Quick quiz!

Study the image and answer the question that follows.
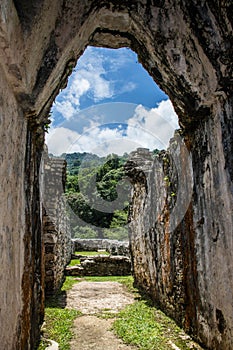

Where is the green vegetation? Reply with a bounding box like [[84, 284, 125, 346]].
[[68, 251, 109, 266], [61, 276, 79, 291], [38, 277, 81, 350], [68, 259, 81, 266], [65, 152, 130, 240], [39, 273, 200, 350], [113, 299, 197, 350], [75, 250, 109, 256], [38, 307, 80, 350]]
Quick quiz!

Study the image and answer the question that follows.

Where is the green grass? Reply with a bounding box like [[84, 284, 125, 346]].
[[38, 339, 49, 350], [61, 276, 80, 290], [68, 259, 81, 266], [68, 251, 109, 266], [38, 277, 81, 350], [113, 299, 199, 350], [75, 250, 109, 256], [38, 262, 200, 350], [39, 307, 80, 350]]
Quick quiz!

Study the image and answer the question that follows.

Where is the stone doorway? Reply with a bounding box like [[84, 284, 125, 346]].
[[0, 2, 232, 349]]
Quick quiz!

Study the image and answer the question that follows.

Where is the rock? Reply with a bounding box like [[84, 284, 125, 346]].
[[72, 238, 130, 256], [66, 256, 131, 277]]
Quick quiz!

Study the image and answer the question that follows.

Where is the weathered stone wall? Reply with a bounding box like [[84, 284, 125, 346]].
[[126, 144, 195, 323], [0, 31, 44, 350], [0, 1, 232, 349], [127, 127, 233, 349], [0, 60, 27, 350], [42, 152, 72, 294], [73, 238, 129, 256], [66, 255, 131, 277]]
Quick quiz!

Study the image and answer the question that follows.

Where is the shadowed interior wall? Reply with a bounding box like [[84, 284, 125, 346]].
[[0, 1, 232, 349]]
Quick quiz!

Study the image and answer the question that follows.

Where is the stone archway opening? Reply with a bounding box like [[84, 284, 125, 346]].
[[44, 44, 179, 236], [45, 45, 179, 156], [42, 44, 181, 293]]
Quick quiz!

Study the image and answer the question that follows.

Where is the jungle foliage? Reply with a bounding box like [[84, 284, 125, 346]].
[[65, 152, 130, 240]]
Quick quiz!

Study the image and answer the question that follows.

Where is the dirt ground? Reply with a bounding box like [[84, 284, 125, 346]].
[[66, 281, 137, 350]]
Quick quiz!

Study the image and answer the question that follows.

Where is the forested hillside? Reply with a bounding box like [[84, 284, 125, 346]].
[[65, 152, 130, 240]]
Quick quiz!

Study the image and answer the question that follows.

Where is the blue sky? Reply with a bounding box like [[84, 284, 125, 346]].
[[46, 47, 179, 156]]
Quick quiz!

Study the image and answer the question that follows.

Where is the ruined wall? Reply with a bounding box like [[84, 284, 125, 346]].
[[66, 255, 131, 277], [0, 1, 232, 349], [0, 23, 44, 350], [126, 144, 196, 325], [73, 238, 129, 256], [127, 126, 233, 349], [42, 152, 72, 295]]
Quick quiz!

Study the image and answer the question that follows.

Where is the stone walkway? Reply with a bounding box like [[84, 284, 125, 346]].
[[65, 280, 203, 350], [66, 281, 137, 350]]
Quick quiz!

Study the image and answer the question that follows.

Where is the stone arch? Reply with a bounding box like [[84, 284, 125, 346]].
[[16, 1, 221, 129], [0, 1, 232, 349]]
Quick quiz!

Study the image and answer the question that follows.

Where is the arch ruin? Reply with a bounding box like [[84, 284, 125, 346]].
[[0, 1, 232, 348]]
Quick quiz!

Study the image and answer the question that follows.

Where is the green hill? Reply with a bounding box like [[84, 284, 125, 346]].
[[64, 152, 130, 240]]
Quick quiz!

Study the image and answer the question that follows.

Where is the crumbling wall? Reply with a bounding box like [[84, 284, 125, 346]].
[[66, 255, 131, 277], [126, 142, 195, 323], [127, 123, 233, 349], [0, 49, 44, 350], [72, 238, 129, 256], [42, 152, 72, 294]]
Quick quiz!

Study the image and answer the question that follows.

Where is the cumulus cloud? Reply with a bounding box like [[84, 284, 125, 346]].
[[127, 100, 179, 150], [52, 47, 137, 121], [54, 101, 76, 120], [46, 100, 179, 157], [46, 127, 80, 155], [46, 123, 137, 156]]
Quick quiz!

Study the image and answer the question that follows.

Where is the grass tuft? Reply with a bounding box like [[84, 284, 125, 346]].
[[75, 250, 109, 256], [61, 276, 80, 291], [68, 259, 81, 266], [40, 307, 81, 350], [38, 276, 81, 350], [113, 299, 200, 350]]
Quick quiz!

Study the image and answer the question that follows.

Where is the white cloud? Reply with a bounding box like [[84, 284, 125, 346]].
[[118, 82, 137, 95], [52, 47, 136, 121], [69, 126, 125, 155], [156, 99, 179, 128], [54, 100, 76, 120], [47, 100, 179, 156], [127, 100, 179, 150], [46, 124, 134, 156], [46, 127, 80, 155]]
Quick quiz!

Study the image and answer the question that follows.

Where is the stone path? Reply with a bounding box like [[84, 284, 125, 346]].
[[65, 280, 203, 350], [66, 281, 137, 350]]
